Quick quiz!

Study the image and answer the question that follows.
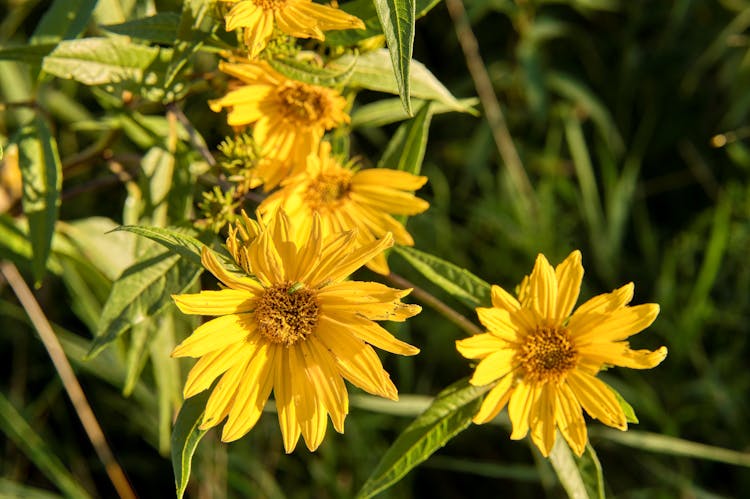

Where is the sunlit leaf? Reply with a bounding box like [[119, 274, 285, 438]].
[[102, 13, 182, 45], [373, 0, 415, 114], [171, 392, 210, 499], [378, 101, 432, 174]]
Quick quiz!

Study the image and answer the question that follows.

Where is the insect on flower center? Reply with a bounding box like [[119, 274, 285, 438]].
[[304, 171, 353, 209], [518, 326, 578, 383], [252, 0, 287, 11], [276, 81, 330, 126], [255, 282, 319, 346]]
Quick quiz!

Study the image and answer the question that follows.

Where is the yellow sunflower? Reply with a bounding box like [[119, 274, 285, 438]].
[[259, 141, 429, 275], [209, 61, 350, 189], [171, 211, 420, 452], [456, 250, 667, 457], [223, 0, 365, 57]]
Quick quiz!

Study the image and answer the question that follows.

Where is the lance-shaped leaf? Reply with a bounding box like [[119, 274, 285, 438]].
[[373, 0, 416, 114], [268, 54, 358, 87], [30, 0, 98, 45], [88, 244, 202, 358], [356, 379, 491, 499], [329, 49, 469, 112], [548, 439, 605, 499], [102, 13, 182, 45], [393, 245, 491, 309], [377, 101, 432, 174], [115, 225, 204, 265], [171, 392, 210, 499], [16, 116, 62, 285]]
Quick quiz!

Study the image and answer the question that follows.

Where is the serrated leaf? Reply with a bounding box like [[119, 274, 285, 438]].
[[102, 13, 182, 44], [16, 116, 62, 285], [326, 0, 440, 48], [393, 245, 491, 309], [115, 225, 204, 265], [88, 244, 203, 358], [373, 0, 416, 114], [356, 379, 491, 499], [329, 49, 468, 112], [30, 0, 98, 45], [377, 101, 432, 174], [171, 392, 210, 499], [268, 54, 357, 87], [42, 37, 172, 97], [352, 97, 478, 128]]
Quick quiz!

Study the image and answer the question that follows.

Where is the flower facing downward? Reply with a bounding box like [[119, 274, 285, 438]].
[[456, 251, 667, 457], [171, 211, 420, 452], [209, 61, 350, 189], [259, 141, 430, 275], [223, 0, 365, 57]]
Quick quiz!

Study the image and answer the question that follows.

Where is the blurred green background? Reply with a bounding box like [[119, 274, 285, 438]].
[[2, 0, 750, 497]]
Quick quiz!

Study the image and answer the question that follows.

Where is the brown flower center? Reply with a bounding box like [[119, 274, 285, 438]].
[[518, 326, 578, 383], [276, 81, 331, 127], [252, 0, 287, 11], [304, 170, 353, 210], [255, 282, 319, 346]]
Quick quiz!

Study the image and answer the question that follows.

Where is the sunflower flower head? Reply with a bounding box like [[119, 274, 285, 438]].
[[222, 0, 365, 57], [259, 141, 430, 274], [456, 250, 667, 457], [171, 211, 421, 452], [209, 61, 350, 189]]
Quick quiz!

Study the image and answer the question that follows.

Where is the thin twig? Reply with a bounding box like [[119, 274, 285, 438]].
[[166, 102, 217, 167], [386, 272, 483, 336], [0, 262, 137, 499], [445, 0, 535, 208]]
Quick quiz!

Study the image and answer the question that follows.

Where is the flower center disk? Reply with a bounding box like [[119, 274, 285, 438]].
[[276, 82, 329, 126], [255, 282, 320, 346], [305, 171, 353, 210], [518, 326, 578, 383]]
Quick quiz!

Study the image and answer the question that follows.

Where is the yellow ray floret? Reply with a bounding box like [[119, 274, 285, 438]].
[[172, 210, 420, 452], [222, 0, 365, 57], [456, 250, 667, 457], [259, 141, 430, 274], [209, 61, 350, 190]]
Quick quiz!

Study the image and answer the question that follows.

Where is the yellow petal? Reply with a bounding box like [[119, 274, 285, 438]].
[[573, 304, 660, 343], [316, 324, 398, 400], [528, 254, 557, 323], [225, 1, 263, 31], [221, 342, 276, 442], [476, 307, 521, 343], [554, 250, 583, 321], [567, 371, 626, 430], [290, 1, 365, 31], [201, 247, 263, 293], [491, 284, 520, 312], [171, 313, 255, 358], [319, 313, 419, 356], [529, 385, 557, 457], [304, 338, 349, 433], [244, 10, 275, 57], [352, 169, 428, 191], [470, 348, 516, 386], [508, 381, 539, 440], [200, 359, 247, 430], [183, 341, 252, 398], [288, 346, 328, 452], [472, 374, 514, 424], [172, 289, 254, 316], [274, 347, 301, 453], [578, 342, 667, 370], [572, 282, 634, 319], [275, 8, 321, 39], [456, 333, 508, 360], [555, 382, 587, 457]]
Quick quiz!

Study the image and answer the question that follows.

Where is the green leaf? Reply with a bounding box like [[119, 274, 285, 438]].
[[0, 477, 65, 499], [377, 101, 432, 174], [30, 0, 98, 45], [392, 245, 491, 309], [356, 379, 491, 499], [268, 54, 358, 87], [352, 97, 479, 128], [41, 37, 173, 99], [88, 244, 203, 358], [0, 44, 58, 65], [329, 49, 469, 112], [16, 116, 62, 285], [171, 392, 210, 499], [0, 393, 91, 499], [548, 438, 605, 499], [373, 0, 416, 114], [115, 225, 204, 265], [610, 387, 638, 424], [102, 13, 182, 44]]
